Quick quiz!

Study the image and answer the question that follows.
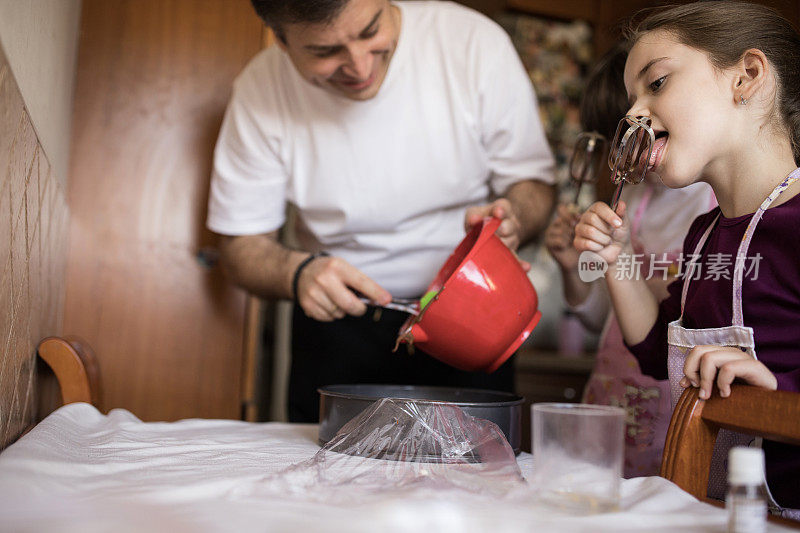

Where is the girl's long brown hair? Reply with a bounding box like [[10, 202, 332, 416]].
[[626, 1, 800, 164]]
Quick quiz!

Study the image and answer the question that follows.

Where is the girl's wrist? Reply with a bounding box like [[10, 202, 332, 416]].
[[606, 244, 636, 278]]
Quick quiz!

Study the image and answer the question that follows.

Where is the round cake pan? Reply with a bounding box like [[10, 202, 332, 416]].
[[318, 384, 524, 454]]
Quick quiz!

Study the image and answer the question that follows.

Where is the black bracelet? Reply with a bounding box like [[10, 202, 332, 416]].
[[292, 251, 329, 301]]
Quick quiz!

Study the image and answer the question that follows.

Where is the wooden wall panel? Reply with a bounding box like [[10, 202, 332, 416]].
[[0, 47, 69, 449], [64, 0, 265, 421]]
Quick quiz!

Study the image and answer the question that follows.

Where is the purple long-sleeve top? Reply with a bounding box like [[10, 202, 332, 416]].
[[627, 190, 800, 508]]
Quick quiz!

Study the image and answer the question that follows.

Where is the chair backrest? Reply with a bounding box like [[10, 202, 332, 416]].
[[660, 384, 800, 499], [37, 336, 101, 407]]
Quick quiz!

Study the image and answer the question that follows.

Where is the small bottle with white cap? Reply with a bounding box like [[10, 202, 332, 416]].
[[726, 446, 768, 533]]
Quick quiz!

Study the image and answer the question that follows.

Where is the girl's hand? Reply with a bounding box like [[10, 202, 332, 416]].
[[544, 204, 582, 271], [680, 345, 778, 399], [573, 201, 631, 266]]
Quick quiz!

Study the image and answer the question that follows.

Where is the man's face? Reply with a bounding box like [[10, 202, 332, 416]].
[[277, 0, 401, 101]]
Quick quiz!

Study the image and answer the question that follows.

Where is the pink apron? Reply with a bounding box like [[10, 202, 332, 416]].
[[583, 183, 672, 478], [667, 169, 800, 508]]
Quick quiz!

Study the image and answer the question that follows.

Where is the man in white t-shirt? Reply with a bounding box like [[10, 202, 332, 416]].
[[207, 0, 555, 421]]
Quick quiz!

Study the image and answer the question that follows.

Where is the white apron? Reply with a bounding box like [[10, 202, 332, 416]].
[[666, 168, 800, 509]]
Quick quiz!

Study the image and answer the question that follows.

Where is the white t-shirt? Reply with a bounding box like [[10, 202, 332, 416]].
[[207, 1, 554, 297]]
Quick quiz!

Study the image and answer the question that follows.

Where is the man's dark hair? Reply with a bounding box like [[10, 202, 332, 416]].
[[250, 0, 349, 42]]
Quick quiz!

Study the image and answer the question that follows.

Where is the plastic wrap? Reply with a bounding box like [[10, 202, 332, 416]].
[[258, 399, 525, 502]]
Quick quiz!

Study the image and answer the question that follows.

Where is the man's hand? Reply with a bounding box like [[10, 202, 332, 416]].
[[679, 345, 778, 399], [465, 198, 531, 271], [296, 255, 391, 322], [465, 198, 523, 249], [219, 233, 391, 322]]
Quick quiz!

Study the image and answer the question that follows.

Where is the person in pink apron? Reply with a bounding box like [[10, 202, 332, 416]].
[[573, 1, 800, 515], [547, 43, 716, 477]]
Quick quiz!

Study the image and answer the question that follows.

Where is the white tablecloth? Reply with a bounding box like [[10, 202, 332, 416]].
[[0, 403, 792, 532]]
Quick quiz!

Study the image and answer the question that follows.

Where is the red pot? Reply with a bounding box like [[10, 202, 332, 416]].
[[399, 217, 541, 372]]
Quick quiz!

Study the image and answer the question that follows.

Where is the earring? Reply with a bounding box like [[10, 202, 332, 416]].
[[740, 95, 748, 106]]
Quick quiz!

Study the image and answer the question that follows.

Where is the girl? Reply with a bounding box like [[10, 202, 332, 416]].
[[545, 42, 715, 477], [574, 1, 800, 512]]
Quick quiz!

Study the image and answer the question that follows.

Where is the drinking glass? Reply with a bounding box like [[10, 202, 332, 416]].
[[531, 403, 625, 514]]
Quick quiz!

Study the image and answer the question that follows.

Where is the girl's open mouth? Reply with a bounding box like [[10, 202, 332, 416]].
[[649, 132, 669, 170]]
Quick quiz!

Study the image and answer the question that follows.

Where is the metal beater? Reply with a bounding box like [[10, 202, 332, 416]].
[[608, 115, 655, 210], [568, 131, 608, 206]]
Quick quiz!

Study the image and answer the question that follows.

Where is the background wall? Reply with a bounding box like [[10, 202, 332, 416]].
[[4, 0, 800, 444], [0, 0, 80, 448], [62, 0, 265, 422], [0, 0, 82, 186]]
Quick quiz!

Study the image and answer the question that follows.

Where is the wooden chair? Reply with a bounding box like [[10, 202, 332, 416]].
[[660, 384, 800, 507], [36, 336, 101, 407]]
